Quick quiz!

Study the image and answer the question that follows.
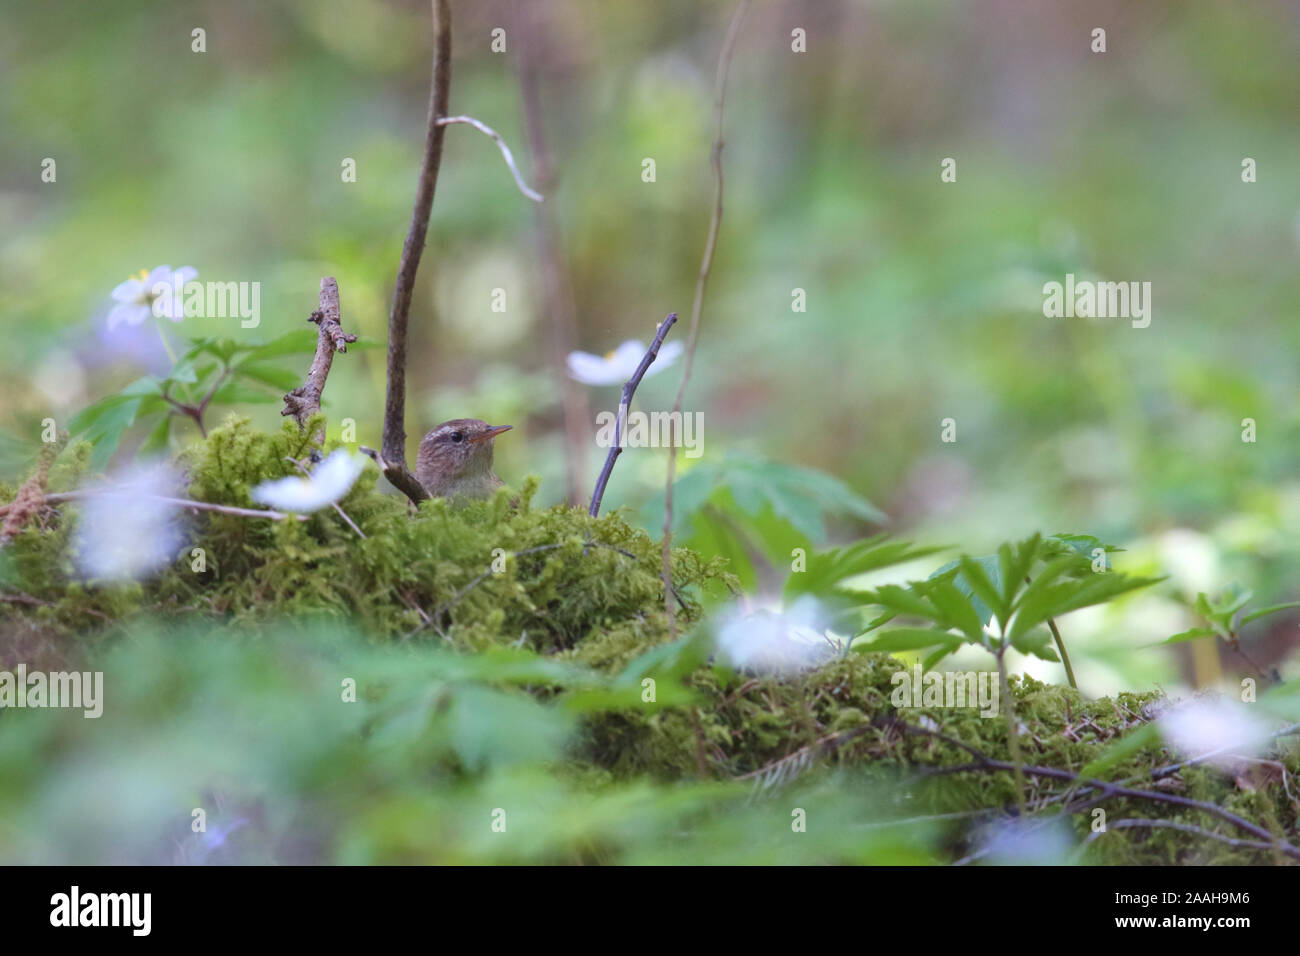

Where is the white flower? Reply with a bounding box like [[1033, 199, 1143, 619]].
[[250, 450, 366, 513], [75, 462, 185, 581], [108, 265, 198, 329], [1158, 697, 1272, 769], [713, 596, 837, 676], [566, 339, 684, 386]]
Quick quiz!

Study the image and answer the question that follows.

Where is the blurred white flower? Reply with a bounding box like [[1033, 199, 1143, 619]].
[[713, 596, 836, 676], [978, 818, 1073, 865], [75, 463, 185, 581], [108, 265, 198, 329], [1158, 696, 1272, 769], [566, 339, 683, 386], [250, 450, 366, 513]]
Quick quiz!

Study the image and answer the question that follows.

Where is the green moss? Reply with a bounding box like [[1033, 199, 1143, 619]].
[[1, 420, 1295, 864]]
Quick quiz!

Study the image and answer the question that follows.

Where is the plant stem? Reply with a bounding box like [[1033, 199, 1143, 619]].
[[156, 320, 177, 366]]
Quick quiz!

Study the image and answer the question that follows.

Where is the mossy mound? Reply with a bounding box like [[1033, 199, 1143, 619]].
[[2, 420, 1297, 864], [0, 416, 733, 650]]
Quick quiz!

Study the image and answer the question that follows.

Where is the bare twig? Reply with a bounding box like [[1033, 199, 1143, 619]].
[[1078, 818, 1292, 860], [0, 489, 305, 522], [587, 313, 678, 517], [282, 277, 356, 444], [435, 116, 543, 202], [890, 718, 1300, 860], [378, 0, 451, 507], [663, 0, 750, 640]]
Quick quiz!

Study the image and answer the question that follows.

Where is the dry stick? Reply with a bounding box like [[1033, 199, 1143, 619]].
[[662, 0, 750, 640], [587, 313, 678, 517], [282, 277, 356, 445], [378, 0, 451, 507], [1079, 818, 1290, 859], [893, 719, 1300, 860], [0, 490, 304, 522], [514, 10, 592, 507], [434, 117, 543, 202]]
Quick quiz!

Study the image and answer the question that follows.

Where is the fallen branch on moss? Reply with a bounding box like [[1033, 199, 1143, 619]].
[[892, 718, 1300, 862], [0, 490, 306, 523]]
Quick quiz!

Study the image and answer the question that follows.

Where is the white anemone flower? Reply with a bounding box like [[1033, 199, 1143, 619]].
[[566, 339, 684, 386], [108, 265, 198, 329], [250, 450, 367, 513], [75, 462, 185, 581], [1157, 696, 1273, 769], [713, 596, 837, 676]]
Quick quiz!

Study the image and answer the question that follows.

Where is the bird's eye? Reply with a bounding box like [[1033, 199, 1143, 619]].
[[451, 431, 464, 443]]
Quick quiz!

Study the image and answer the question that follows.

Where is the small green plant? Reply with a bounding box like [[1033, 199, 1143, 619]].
[[1161, 583, 1300, 679], [67, 330, 370, 467], [847, 533, 1161, 683]]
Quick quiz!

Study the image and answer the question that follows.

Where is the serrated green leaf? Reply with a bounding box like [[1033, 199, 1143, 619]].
[[236, 362, 303, 391], [1157, 627, 1217, 645], [856, 628, 959, 653], [1240, 601, 1300, 626]]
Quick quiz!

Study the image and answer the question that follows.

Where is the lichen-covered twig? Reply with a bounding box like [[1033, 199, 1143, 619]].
[[662, 0, 750, 639], [587, 313, 678, 517], [435, 116, 543, 202], [282, 277, 356, 444]]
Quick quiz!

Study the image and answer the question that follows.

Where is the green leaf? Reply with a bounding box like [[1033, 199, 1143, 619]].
[[1157, 627, 1217, 645], [958, 555, 1008, 628], [1009, 628, 1059, 661], [1010, 570, 1162, 644], [243, 329, 320, 361], [138, 414, 172, 456], [856, 628, 960, 653], [1240, 601, 1300, 626], [867, 583, 940, 621], [210, 381, 278, 405], [922, 576, 986, 643], [1077, 722, 1161, 780], [785, 536, 944, 600], [236, 362, 302, 391]]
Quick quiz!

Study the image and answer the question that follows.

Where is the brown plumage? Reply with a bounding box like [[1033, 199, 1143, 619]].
[[415, 418, 512, 500]]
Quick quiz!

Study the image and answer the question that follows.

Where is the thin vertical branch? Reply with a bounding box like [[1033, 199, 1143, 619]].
[[513, 7, 593, 506], [379, 0, 451, 505], [662, 0, 750, 637]]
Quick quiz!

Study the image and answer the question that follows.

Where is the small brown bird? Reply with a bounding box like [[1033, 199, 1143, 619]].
[[415, 418, 513, 500]]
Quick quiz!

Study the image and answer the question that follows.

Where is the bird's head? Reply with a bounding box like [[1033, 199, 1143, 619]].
[[416, 418, 512, 492]]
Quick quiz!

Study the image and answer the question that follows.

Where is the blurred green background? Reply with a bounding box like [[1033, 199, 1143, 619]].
[[3, 0, 1300, 696]]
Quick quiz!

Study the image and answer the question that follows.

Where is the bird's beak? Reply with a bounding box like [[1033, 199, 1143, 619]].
[[467, 424, 513, 444]]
